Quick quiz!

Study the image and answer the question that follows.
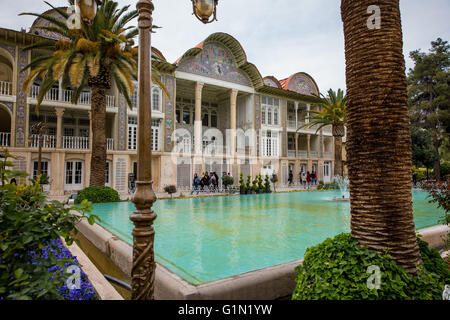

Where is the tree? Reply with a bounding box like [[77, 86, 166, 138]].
[[410, 126, 436, 170], [408, 38, 450, 181], [20, 0, 167, 187], [341, 0, 422, 274], [299, 88, 346, 177]]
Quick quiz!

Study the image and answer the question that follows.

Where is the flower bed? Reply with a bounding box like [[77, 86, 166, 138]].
[[0, 238, 97, 300]]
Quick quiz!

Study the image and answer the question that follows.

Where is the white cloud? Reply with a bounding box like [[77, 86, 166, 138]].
[[1, 0, 448, 94]]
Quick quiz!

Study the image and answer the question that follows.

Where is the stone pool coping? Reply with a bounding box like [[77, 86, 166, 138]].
[[75, 217, 450, 300]]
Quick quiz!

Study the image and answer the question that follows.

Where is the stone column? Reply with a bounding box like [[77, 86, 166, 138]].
[[306, 104, 311, 124], [194, 82, 204, 156], [295, 133, 299, 158], [307, 134, 311, 158], [55, 107, 65, 149], [229, 89, 238, 159], [295, 101, 299, 127]]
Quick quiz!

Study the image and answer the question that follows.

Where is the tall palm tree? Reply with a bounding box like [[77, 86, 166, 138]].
[[298, 88, 346, 177], [21, 0, 166, 187], [341, 0, 422, 274]]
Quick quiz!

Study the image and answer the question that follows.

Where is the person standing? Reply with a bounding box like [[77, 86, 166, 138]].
[[299, 170, 303, 186], [288, 170, 293, 186], [301, 171, 306, 188], [306, 171, 311, 189], [191, 173, 200, 195]]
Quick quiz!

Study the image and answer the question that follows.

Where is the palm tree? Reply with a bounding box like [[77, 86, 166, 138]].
[[341, 0, 422, 274], [298, 88, 346, 177], [20, 0, 166, 187]]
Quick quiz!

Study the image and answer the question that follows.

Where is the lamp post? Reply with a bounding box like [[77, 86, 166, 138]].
[[77, 0, 218, 300]]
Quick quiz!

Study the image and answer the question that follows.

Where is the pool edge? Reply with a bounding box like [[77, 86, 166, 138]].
[[74, 215, 450, 300]]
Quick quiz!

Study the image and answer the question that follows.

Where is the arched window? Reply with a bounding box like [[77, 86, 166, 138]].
[[152, 86, 161, 111], [202, 112, 209, 127]]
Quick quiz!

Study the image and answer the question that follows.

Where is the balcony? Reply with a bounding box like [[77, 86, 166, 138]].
[[28, 134, 56, 149], [324, 151, 333, 159], [310, 151, 319, 158], [0, 132, 10, 147], [0, 81, 12, 96], [299, 150, 308, 158], [62, 136, 89, 150], [30, 85, 115, 108], [288, 150, 296, 158]]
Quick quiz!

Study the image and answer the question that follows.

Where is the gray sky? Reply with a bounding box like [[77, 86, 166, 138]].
[[1, 0, 449, 93]]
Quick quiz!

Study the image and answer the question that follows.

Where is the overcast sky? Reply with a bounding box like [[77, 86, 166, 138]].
[[1, 0, 449, 93]]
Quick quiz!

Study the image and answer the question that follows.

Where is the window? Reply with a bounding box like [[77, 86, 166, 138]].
[[202, 112, 209, 127], [32, 161, 49, 179], [151, 120, 160, 151], [211, 111, 217, 127], [183, 110, 190, 125], [152, 86, 161, 111], [64, 127, 74, 137], [262, 96, 281, 126], [128, 116, 138, 150], [176, 109, 181, 123], [65, 161, 83, 186], [105, 161, 112, 186], [262, 130, 279, 157]]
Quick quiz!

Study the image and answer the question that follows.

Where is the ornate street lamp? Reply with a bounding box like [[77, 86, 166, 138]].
[[191, 0, 218, 24], [76, 0, 102, 23]]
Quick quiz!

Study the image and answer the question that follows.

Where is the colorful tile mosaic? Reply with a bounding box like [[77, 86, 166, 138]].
[[0, 101, 13, 113], [164, 75, 175, 152], [177, 43, 251, 87], [0, 43, 16, 60], [263, 78, 278, 88], [118, 95, 127, 151], [30, 10, 68, 41], [282, 100, 287, 157], [254, 94, 261, 155], [286, 74, 318, 96], [15, 49, 28, 147]]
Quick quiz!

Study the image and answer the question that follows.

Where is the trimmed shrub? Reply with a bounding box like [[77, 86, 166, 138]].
[[75, 186, 120, 204], [223, 175, 234, 187], [292, 233, 449, 300], [164, 185, 177, 198]]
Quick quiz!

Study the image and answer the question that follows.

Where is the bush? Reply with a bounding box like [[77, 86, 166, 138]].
[[75, 186, 120, 204], [164, 185, 177, 198], [292, 233, 449, 300], [264, 175, 271, 193], [239, 173, 246, 193], [441, 161, 450, 180], [223, 175, 234, 187], [0, 149, 97, 300]]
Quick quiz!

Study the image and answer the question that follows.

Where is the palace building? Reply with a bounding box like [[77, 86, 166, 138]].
[[0, 9, 338, 199]]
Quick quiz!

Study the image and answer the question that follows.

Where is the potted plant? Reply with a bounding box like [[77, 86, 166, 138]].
[[252, 177, 259, 194], [264, 175, 271, 193], [246, 175, 252, 194], [223, 175, 234, 193], [257, 174, 264, 193], [239, 173, 246, 195]]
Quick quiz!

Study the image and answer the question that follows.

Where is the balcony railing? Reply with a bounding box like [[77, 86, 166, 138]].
[[299, 150, 308, 158], [310, 151, 319, 158], [0, 132, 10, 147], [287, 150, 296, 158], [0, 81, 12, 96], [62, 136, 89, 150], [324, 151, 333, 159], [107, 138, 114, 150], [28, 134, 56, 149], [31, 85, 114, 107], [287, 120, 307, 130]]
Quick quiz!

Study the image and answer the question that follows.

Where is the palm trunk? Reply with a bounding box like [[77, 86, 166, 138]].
[[89, 85, 107, 187], [334, 135, 343, 177], [341, 0, 421, 274]]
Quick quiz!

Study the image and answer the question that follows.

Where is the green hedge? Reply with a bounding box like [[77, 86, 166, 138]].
[[292, 233, 449, 300], [75, 186, 120, 204]]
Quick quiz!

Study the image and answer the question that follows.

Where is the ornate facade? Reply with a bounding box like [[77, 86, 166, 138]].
[[0, 16, 336, 199]]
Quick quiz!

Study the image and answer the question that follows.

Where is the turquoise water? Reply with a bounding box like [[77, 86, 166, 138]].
[[90, 190, 444, 285]]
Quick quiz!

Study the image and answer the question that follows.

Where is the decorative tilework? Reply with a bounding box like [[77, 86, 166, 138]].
[[177, 43, 251, 87], [0, 101, 13, 113], [282, 100, 287, 158], [30, 10, 68, 41], [264, 78, 278, 88], [118, 95, 127, 151], [164, 76, 175, 152], [15, 50, 28, 147], [286, 74, 318, 96], [0, 43, 16, 60]]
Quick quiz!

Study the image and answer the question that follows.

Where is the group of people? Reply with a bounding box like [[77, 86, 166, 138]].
[[287, 170, 318, 189], [191, 172, 232, 195]]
